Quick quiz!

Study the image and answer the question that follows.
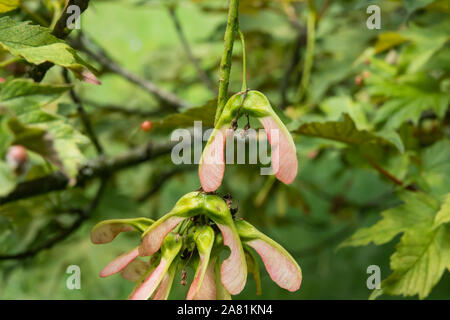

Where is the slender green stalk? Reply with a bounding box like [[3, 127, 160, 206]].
[[238, 29, 247, 92], [214, 0, 240, 125], [297, 0, 316, 104]]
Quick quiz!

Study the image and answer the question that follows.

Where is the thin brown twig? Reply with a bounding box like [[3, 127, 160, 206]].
[[317, 0, 333, 23], [71, 33, 189, 111], [85, 100, 171, 118], [280, 30, 306, 108], [0, 141, 174, 206], [0, 178, 109, 260], [168, 6, 216, 94], [279, 0, 302, 31], [362, 154, 417, 191], [62, 69, 104, 155], [363, 154, 404, 187]]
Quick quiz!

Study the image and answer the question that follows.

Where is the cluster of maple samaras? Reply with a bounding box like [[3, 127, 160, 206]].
[[199, 90, 298, 192], [91, 192, 302, 300]]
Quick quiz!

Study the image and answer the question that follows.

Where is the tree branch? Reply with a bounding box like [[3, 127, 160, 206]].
[[214, 0, 240, 125], [52, 0, 90, 39], [85, 100, 171, 118], [317, 0, 333, 23], [362, 154, 418, 191], [297, 0, 316, 104], [0, 178, 109, 261], [71, 33, 190, 111], [362, 154, 404, 187], [63, 69, 104, 155], [280, 0, 303, 32], [0, 141, 174, 206], [280, 29, 306, 108], [168, 6, 216, 94]]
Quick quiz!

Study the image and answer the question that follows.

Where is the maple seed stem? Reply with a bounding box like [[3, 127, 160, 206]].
[[238, 29, 248, 92], [215, 0, 240, 125]]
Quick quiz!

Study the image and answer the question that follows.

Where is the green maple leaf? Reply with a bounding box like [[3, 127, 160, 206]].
[[434, 194, 450, 227], [342, 191, 450, 299], [340, 192, 439, 247], [371, 74, 450, 130], [418, 139, 450, 197], [370, 21, 450, 130], [0, 17, 97, 81], [294, 113, 404, 153], [0, 0, 19, 13], [381, 225, 450, 299], [0, 79, 89, 179]]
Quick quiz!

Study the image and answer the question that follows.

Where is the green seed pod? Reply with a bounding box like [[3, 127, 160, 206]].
[[199, 90, 298, 192], [140, 192, 206, 256], [129, 232, 182, 300], [186, 225, 215, 300], [202, 195, 247, 296]]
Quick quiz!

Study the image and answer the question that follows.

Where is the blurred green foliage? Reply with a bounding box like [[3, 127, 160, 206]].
[[0, 0, 449, 299]]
